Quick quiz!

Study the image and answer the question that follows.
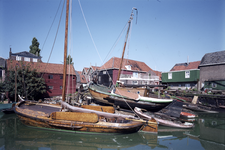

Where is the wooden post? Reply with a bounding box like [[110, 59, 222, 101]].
[[116, 20, 132, 84], [15, 67, 17, 102], [62, 0, 69, 102]]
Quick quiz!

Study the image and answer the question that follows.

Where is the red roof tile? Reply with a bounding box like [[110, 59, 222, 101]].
[[100, 57, 153, 72], [77, 71, 87, 83], [6, 60, 76, 75], [91, 66, 100, 71], [170, 61, 201, 71]]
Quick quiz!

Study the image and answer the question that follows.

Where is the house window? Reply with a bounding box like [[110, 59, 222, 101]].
[[49, 75, 53, 79], [60, 75, 63, 79], [48, 86, 53, 89], [16, 56, 21, 61], [185, 71, 190, 78], [125, 65, 131, 70], [133, 72, 138, 78], [133, 80, 138, 85], [24, 57, 30, 62], [185, 84, 190, 89], [60, 86, 63, 89], [168, 72, 172, 79], [33, 58, 37, 62], [211, 83, 217, 88]]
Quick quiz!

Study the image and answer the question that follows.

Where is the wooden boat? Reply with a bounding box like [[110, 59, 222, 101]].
[[134, 107, 194, 129], [88, 8, 173, 111], [89, 82, 172, 111], [14, 99, 157, 134], [14, 4, 158, 134], [180, 111, 196, 118], [1, 107, 15, 114]]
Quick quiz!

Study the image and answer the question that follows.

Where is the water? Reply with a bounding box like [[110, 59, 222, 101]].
[[0, 112, 224, 150]]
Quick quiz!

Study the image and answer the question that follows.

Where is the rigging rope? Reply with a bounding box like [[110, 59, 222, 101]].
[[77, 3, 141, 118], [27, 0, 66, 97]]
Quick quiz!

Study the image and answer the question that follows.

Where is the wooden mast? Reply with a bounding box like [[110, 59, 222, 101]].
[[62, 0, 70, 102], [116, 8, 136, 84], [116, 21, 131, 83]]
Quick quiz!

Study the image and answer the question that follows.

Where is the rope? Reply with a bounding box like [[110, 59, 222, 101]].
[[41, 0, 63, 52], [77, 3, 141, 118], [27, 0, 66, 97]]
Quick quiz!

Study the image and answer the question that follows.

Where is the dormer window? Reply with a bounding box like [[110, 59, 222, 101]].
[[16, 56, 21, 61], [24, 57, 30, 62], [125, 65, 131, 70]]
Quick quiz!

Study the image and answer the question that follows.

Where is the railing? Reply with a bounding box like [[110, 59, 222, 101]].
[[120, 74, 159, 80]]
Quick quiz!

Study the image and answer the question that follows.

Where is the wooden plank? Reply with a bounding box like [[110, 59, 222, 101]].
[[115, 89, 139, 100], [81, 105, 115, 113], [192, 96, 198, 104], [140, 118, 158, 133], [50, 112, 99, 123]]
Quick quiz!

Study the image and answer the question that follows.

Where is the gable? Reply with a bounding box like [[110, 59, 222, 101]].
[[170, 61, 201, 71], [100, 57, 153, 72]]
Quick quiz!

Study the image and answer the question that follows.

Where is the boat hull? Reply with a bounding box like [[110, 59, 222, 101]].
[[134, 107, 194, 129], [14, 101, 154, 134], [89, 84, 169, 112]]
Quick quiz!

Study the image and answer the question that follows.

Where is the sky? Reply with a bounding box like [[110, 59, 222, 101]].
[[1, 0, 224, 72]]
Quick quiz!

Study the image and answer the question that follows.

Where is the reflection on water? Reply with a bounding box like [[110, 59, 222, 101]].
[[185, 113, 225, 150], [0, 111, 224, 150]]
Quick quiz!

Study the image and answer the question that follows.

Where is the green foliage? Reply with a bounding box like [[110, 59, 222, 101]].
[[4, 62, 46, 100], [66, 54, 73, 65], [29, 37, 41, 56], [192, 88, 197, 91], [0, 82, 4, 93], [166, 86, 171, 90]]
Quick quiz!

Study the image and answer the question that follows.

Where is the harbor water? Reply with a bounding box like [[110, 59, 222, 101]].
[[0, 112, 224, 150]]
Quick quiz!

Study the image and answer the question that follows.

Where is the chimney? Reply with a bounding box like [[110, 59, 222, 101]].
[[9, 47, 12, 59]]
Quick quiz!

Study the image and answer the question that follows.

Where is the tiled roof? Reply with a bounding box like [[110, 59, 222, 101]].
[[11, 51, 42, 59], [100, 57, 153, 72], [199, 50, 225, 67], [77, 71, 87, 83], [83, 67, 89, 74], [6, 59, 76, 75], [170, 61, 201, 71], [91, 66, 100, 71]]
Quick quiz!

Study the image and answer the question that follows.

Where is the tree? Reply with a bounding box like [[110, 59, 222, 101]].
[[66, 54, 74, 65], [4, 62, 46, 101], [29, 37, 41, 56]]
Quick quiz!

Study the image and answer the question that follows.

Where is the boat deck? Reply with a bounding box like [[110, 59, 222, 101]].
[[19, 103, 61, 115]]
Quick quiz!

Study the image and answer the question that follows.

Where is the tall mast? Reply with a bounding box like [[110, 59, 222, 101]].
[[62, 0, 70, 102], [116, 8, 137, 83]]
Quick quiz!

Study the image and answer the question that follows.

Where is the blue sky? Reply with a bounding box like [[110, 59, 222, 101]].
[[1, 0, 224, 72]]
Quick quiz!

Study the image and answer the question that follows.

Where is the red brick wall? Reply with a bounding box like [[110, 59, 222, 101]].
[[43, 73, 76, 97]]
